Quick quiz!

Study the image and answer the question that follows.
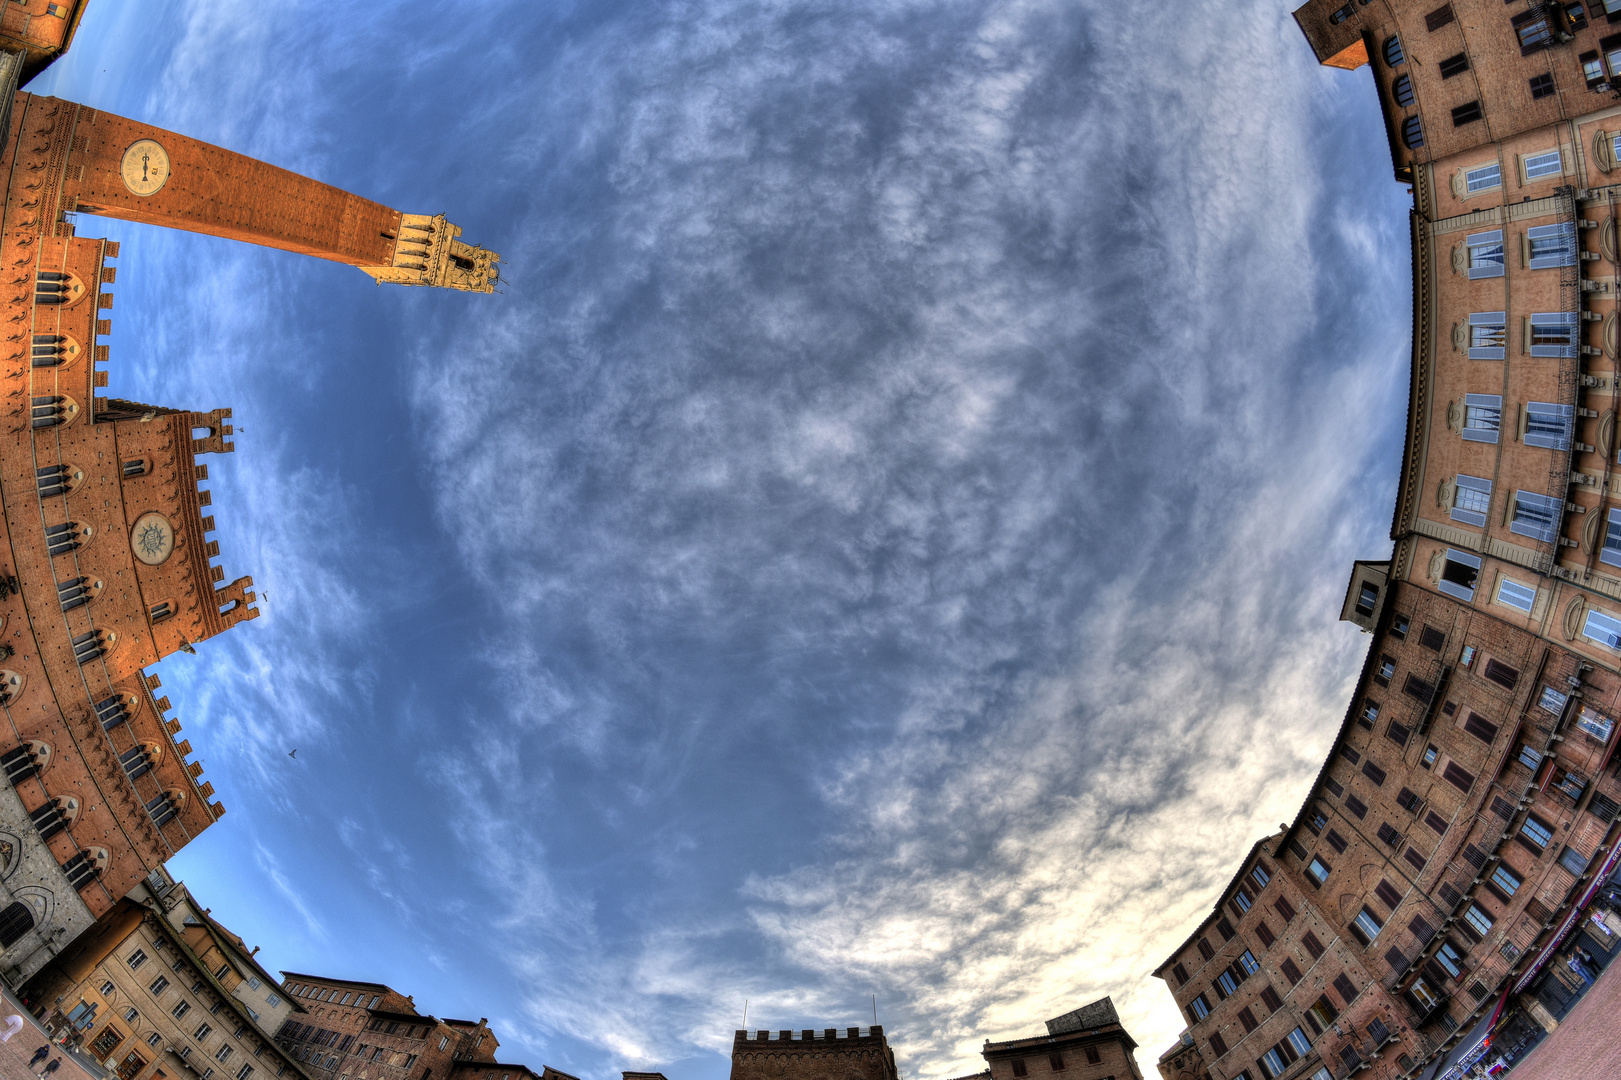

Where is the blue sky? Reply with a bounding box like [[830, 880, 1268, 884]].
[[34, 1, 1411, 1076]]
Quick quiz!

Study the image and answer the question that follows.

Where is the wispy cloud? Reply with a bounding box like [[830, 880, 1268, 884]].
[[43, 0, 1414, 1077]]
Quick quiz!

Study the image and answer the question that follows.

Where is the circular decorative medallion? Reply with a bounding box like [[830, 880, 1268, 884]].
[[131, 513, 175, 566], [119, 139, 171, 196]]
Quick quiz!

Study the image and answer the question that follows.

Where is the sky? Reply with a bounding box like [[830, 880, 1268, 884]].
[[32, 1, 1413, 1076]]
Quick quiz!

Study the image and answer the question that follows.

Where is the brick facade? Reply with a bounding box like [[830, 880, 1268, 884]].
[[273, 973, 537, 1080]]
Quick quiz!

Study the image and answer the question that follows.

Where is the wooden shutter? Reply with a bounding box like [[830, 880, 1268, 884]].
[[1387, 722, 1411, 747], [1375, 880, 1402, 908], [1482, 659, 1520, 690], [1280, 958, 1303, 985], [1303, 932, 1325, 959], [1404, 846, 1428, 872], [1274, 896, 1296, 922], [1377, 822, 1400, 846], [1333, 973, 1360, 1005], [1345, 794, 1368, 819], [1362, 760, 1387, 786], [1424, 810, 1449, 834], [1403, 674, 1437, 704], [1327, 829, 1349, 853], [1442, 761, 1476, 793]]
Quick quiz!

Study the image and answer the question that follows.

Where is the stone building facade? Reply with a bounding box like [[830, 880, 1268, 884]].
[[272, 973, 535, 1080], [1146, 4, 1621, 1080], [19, 868, 308, 1080], [0, 5, 498, 986]]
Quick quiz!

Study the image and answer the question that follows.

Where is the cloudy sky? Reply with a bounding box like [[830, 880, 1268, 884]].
[[34, 1, 1413, 1076]]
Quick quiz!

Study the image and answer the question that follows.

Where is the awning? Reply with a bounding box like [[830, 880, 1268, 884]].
[[1512, 836, 1621, 994], [1416, 993, 1506, 1080]]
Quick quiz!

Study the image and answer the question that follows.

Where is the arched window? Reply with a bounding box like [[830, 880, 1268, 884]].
[[36, 463, 85, 498], [1384, 35, 1405, 67], [31, 395, 79, 428], [30, 334, 81, 368], [1403, 116, 1425, 148], [1392, 75, 1414, 108], [34, 271, 86, 307], [0, 900, 34, 947], [45, 521, 91, 558]]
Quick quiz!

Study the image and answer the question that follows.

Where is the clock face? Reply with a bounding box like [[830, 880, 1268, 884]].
[[131, 512, 175, 566], [120, 139, 171, 196]]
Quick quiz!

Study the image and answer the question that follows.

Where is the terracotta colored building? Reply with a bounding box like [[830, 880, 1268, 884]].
[[978, 998, 1143, 1080], [272, 973, 537, 1080], [20, 868, 309, 1080], [1147, 4, 1621, 1080], [0, 6, 498, 984], [729, 1026, 899, 1080]]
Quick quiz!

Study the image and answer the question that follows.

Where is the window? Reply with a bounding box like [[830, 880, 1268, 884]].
[[1345, 794, 1368, 818], [1307, 808, 1327, 834], [195, 1023, 212, 1042], [1585, 50, 1608, 86], [1438, 547, 1482, 600], [1384, 36, 1405, 66], [44, 520, 85, 557], [1286, 1028, 1311, 1056], [1458, 394, 1501, 443], [1467, 312, 1506, 359], [1490, 864, 1522, 898], [1238, 950, 1260, 976], [1010, 1060, 1026, 1077], [1351, 906, 1384, 944], [1306, 857, 1331, 886], [1329, 2, 1355, 24], [149, 1034, 162, 1048], [1528, 311, 1578, 355], [1377, 822, 1400, 846], [1495, 576, 1536, 614], [1188, 995, 1210, 1022], [1047, 1054, 1064, 1072], [173, 1001, 191, 1019], [1216, 917, 1236, 941], [1216, 969, 1241, 998], [1255, 921, 1275, 948], [1251, 862, 1270, 889], [1199, 938, 1215, 960], [1520, 813, 1554, 849], [1280, 958, 1303, 985], [1585, 607, 1621, 650], [1442, 761, 1475, 793], [1518, 742, 1544, 771], [1601, 510, 1621, 571], [1558, 844, 1590, 874], [1525, 148, 1564, 179], [31, 395, 75, 428], [1425, 4, 1454, 31], [1209, 1033, 1228, 1057], [1083, 1047, 1100, 1066], [1577, 705, 1614, 741], [1392, 614, 1409, 639], [1462, 904, 1494, 939], [128, 950, 148, 970], [1232, 888, 1253, 915], [149, 975, 169, 995], [1274, 896, 1295, 922], [237, 1067, 254, 1080], [1259, 1048, 1290, 1079], [1515, 11, 1553, 53], [1451, 101, 1482, 126], [438, 1037, 449, 1052], [1392, 74, 1414, 107], [1529, 73, 1556, 99], [1400, 114, 1423, 149], [1510, 491, 1561, 543], [1435, 941, 1463, 978], [217, 1046, 234, 1063], [1439, 52, 1469, 78], [1362, 759, 1386, 786], [1461, 712, 1499, 745]]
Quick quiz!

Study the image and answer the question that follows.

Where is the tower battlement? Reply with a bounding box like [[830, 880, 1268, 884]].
[[730, 1025, 898, 1080]]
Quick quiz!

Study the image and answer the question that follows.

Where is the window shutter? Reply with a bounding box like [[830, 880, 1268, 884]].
[[1527, 223, 1577, 269], [1361, 760, 1387, 786], [1461, 393, 1503, 444], [1509, 490, 1561, 542], [1584, 608, 1621, 650], [1442, 761, 1476, 793], [1333, 973, 1360, 1005], [1467, 233, 1505, 279], [1528, 311, 1579, 355], [1523, 402, 1572, 450], [1449, 475, 1492, 526], [1463, 711, 1500, 743]]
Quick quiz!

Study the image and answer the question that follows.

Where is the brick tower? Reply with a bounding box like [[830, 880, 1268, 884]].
[[0, 26, 500, 983]]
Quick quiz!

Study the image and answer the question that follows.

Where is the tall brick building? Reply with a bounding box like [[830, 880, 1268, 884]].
[[0, 4, 499, 986], [1149, 4, 1621, 1080]]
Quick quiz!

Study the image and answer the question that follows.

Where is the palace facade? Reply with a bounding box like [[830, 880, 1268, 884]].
[[1153, 3, 1621, 1079]]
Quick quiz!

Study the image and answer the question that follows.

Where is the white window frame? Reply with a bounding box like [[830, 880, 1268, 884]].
[[1451, 476, 1492, 527], [1496, 575, 1536, 613], [1467, 234, 1505, 279], [1307, 857, 1331, 885], [1438, 548, 1482, 602], [1584, 607, 1621, 650], [1490, 864, 1521, 896], [1461, 394, 1501, 443], [1524, 149, 1564, 180], [1469, 311, 1506, 357], [1286, 1029, 1313, 1056], [1540, 685, 1568, 713], [1465, 162, 1501, 193], [1577, 705, 1615, 742]]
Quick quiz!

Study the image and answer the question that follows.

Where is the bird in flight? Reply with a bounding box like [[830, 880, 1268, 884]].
[[288, 749, 298, 758]]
